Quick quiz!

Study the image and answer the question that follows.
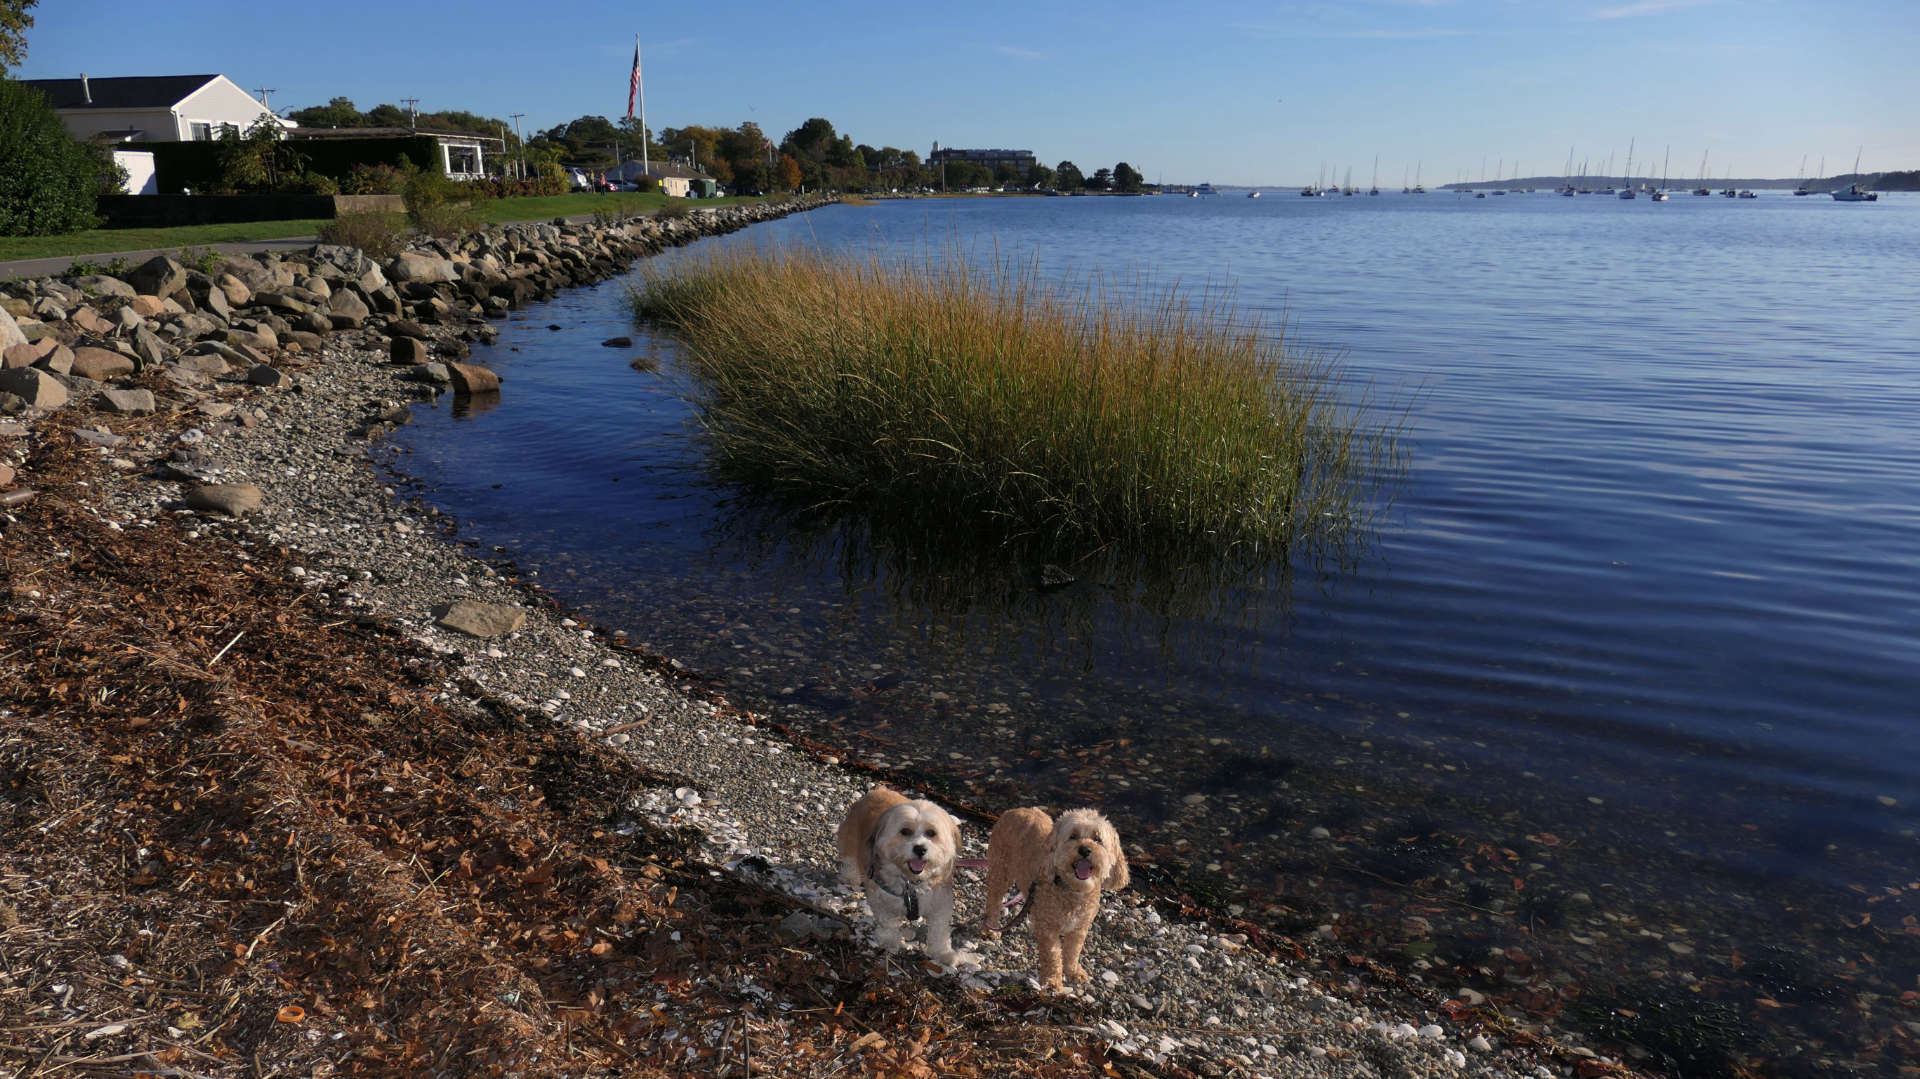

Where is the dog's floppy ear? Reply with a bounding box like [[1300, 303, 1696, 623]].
[[939, 807, 962, 855], [1102, 819, 1129, 891]]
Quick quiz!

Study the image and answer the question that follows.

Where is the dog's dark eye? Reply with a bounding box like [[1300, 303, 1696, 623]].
[[899, 827, 912, 836], [923, 828, 936, 838]]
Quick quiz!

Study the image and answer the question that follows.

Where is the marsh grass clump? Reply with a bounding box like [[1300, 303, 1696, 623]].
[[631, 246, 1397, 562]]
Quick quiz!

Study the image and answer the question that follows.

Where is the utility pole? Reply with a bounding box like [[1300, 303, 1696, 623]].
[[401, 97, 420, 129], [252, 86, 278, 114], [510, 113, 526, 180]]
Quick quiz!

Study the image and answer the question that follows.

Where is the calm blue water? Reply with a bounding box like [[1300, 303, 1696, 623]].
[[394, 192, 1920, 1068]]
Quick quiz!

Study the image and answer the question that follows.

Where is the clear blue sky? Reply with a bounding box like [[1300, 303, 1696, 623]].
[[19, 0, 1917, 185]]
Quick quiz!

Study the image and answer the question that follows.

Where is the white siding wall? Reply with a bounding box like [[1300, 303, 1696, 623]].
[[173, 76, 284, 137], [112, 150, 158, 194], [55, 107, 177, 141]]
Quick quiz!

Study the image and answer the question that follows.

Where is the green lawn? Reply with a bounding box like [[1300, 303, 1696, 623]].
[[0, 219, 333, 263], [0, 194, 772, 264]]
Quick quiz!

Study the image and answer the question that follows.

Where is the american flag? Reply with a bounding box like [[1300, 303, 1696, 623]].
[[626, 41, 642, 120]]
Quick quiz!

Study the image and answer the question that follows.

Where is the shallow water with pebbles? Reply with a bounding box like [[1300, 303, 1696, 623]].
[[388, 194, 1920, 1075], [50, 323, 1578, 1078]]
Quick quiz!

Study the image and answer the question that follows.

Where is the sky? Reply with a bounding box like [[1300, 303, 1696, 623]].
[[16, 0, 1918, 187]]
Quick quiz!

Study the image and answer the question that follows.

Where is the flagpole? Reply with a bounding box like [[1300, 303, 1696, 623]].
[[636, 34, 648, 179]]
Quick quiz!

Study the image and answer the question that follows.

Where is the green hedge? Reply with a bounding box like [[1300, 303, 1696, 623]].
[[151, 135, 445, 194], [0, 78, 105, 236]]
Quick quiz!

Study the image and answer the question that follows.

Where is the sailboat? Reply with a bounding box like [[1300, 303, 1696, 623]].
[[1618, 139, 1637, 199], [1402, 165, 1410, 194], [1791, 155, 1813, 196], [1693, 150, 1711, 195], [1833, 146, 1877, 201], [1649, 146, 1670, 201], [1369, 155, 1380, 196], [1412, 162, 1425, 193]]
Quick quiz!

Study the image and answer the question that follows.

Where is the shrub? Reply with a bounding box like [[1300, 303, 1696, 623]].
[[403, 169, 481, 240], [316, 210, 409, 260], [0, 79, 104, 236], [632, 248, 1398, 562], [653, 200, 690, 221], [343, 161, 412, 195]]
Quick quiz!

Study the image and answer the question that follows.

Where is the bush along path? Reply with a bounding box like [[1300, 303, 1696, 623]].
[[0, 206, 1612, 1078]]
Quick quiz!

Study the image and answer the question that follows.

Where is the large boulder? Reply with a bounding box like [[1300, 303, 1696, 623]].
[[390, 337, 429, 365], [125, 255, 188, 299], [387, 252, 460, 284], [0, 368, 68, 410], [215, 272, 253, 308], [4, 338, 57, 369], [327, 289, 371, 328], [184, 482, 263, 516], [131, 326, 168, 369], [435, 600, 525, 638], [98, 387, 157, 415], [0, 305, 24, 351], [69, 346, 135, 381], [68, 275, 137, 300], [447, 362, 499, 395]]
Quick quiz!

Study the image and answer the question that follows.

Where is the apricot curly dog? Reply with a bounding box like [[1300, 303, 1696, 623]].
[[981, 806, 1128, 989]]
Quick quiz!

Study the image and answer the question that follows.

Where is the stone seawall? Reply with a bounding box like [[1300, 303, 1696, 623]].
[[0, 198, 831, 423]]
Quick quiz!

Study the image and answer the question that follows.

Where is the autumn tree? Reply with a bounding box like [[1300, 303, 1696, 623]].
[[0, 0, 35, 74], [776, 153, 802, 192]]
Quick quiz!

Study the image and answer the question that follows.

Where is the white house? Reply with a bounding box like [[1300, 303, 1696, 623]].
[[609, 159, 710, 197], [19, 73, 291, 144]]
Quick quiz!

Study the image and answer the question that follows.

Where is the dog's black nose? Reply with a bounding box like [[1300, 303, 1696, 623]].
[[912, 844, 927, 857], [1077, 845, 1092, 858]]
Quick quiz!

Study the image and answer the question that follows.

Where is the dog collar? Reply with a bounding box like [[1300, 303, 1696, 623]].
[[869, 873, 922, 921]]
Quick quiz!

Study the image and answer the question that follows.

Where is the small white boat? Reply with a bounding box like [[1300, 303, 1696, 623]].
[[1247, 189, 1261, 198], [1832, 184, 1877, 202]]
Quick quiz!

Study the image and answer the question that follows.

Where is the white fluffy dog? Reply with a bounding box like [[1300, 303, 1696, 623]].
[[982, 806, 1129, 989], [835, 786, 973, 967]]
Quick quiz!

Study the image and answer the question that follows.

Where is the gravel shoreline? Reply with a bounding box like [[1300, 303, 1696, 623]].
[[6, 225, 1630, 1078]]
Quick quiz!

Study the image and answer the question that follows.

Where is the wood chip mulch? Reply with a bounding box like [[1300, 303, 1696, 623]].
[[0, 432, 1186, 1079]]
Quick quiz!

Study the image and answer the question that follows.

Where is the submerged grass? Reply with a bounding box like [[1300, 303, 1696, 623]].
[[631, 246, 1399, 563]]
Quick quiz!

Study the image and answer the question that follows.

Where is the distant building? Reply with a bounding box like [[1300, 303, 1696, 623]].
[[19, 74, 289, 144], [609, 159, 716, 198], [928, 142, 1036, 178], [286, 126, 502, 181]]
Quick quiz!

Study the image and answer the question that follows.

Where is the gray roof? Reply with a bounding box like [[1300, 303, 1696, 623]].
[[18, 74, 222, 110]]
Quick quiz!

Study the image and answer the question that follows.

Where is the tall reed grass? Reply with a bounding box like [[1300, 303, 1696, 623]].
[[631, 246, 1398, 563]]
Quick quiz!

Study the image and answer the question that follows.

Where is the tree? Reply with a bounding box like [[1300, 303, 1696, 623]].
[[1, 0, 35, 74], [1112, 161, 1144, 193], [782, 117, 837, 164], [776, 153, 802, 192], [1087, 167, 1112, 191], [1027, 163, 1056, 190], [366, 103, 409, 128], [993, 163, 1022, 188], [0, 76, 103, 235], [287, 96, 364, 129], [1055, 160, 1084, 191]]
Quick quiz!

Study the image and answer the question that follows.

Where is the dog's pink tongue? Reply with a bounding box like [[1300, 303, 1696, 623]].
[[1074, 858, 1094, 881], [908, 857, 927, 874]]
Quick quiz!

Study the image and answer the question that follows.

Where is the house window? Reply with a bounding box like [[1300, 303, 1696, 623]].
[[445, 145, 479, 176], [189, 122, 213, 141]]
